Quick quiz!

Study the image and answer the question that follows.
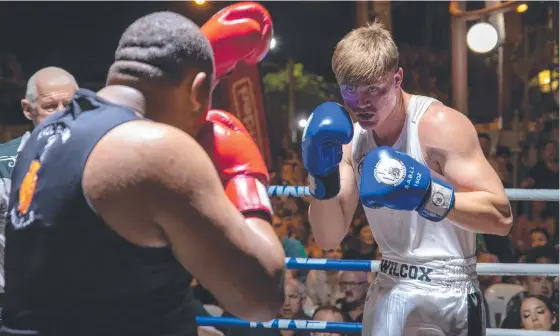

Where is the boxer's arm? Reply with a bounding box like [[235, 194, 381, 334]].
[[420, 106, 513, 236], [84, 121, 285, 322], [308, 142, 359, 249]]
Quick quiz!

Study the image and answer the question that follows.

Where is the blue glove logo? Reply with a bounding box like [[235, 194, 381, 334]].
[[373, 157, 406, 186], [432, 191, 445, 207]]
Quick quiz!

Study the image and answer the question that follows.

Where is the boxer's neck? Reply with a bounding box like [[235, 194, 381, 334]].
[[371, 91, 408, 147], [98, 85, 146, 117], [102, 78, 180, 122]]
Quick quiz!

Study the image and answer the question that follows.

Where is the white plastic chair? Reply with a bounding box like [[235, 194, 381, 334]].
[[203, 304, 224, 317], [484, 283, 525, 328]]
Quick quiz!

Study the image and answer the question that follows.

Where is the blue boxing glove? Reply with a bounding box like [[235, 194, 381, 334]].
[[302, 102, 353, 200], [359, 146, 455, 222]]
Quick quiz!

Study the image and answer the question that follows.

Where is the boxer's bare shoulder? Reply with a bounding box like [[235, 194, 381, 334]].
[[417, 102, 507, 198], [416, 102, 476, 170], [82, 120, 225, 247]]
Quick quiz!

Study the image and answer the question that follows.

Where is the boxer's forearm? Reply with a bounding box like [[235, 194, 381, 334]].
[[308, 158, 359, 250], [240, 217, 286, 314], [447, 191, 513, 236], [308, 198, 348, 249]]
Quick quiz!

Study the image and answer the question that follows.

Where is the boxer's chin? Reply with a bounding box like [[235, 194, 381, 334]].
[[357, 119, 378, 130]]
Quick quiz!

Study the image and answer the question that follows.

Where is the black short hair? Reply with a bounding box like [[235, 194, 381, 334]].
[[525, 246, 558, 264], [109, 11, 214, 84], [529, 227, 552, 245]]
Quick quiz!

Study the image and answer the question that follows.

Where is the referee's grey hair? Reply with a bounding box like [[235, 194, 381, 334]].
[[108, 11, 214, 84], [25, 67, 77, 102]]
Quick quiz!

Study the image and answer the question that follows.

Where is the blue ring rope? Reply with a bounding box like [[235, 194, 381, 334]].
[[196, 316, 559, 335], [267, 185, 559, 201], [196, 316, 360, 332]]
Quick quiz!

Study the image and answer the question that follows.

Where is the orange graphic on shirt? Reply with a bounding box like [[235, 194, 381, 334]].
[[18, 160, 41, 216]]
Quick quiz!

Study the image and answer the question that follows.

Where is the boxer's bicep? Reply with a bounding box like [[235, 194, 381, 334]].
[[85, 122, 284, 321], [438, 113, 504, 195], [422, 106, 504, 195]]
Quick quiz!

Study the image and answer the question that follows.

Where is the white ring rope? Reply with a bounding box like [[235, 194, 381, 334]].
[[487, 330, 558, 336]]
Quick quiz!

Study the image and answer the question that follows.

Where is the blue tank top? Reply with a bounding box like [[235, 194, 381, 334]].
[[2, 89, 196, 336]]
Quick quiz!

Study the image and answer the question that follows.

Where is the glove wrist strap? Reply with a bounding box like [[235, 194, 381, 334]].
[[308, 167, 340, 200], [225, 175, 273, 222], [417, 180, 455, 222]]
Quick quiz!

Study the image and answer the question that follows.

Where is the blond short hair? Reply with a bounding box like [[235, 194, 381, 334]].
[[332, 20, 399, 86]]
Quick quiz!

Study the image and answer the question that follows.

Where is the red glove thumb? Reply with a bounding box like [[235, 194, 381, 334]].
[[201, 2, 273, 78]]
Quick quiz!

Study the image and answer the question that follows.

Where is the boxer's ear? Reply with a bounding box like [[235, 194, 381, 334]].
[[394, 67, 403, 90], [190, 72, 210, 111]]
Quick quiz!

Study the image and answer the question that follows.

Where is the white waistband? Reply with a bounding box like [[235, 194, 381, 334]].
[[377, 256, 478, 285]]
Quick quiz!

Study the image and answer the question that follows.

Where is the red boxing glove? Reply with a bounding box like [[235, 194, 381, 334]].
[[201, 2, 273, 78], [198, 110, 273, 220]]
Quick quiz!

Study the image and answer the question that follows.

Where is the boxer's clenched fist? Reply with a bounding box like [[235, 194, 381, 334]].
[[359, 146, 455, 222], [197, 110, 273, 220], [201, 2, 273, 78], [302, 102, 353, 200]]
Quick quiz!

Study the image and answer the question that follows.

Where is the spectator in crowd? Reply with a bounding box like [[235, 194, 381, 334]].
[[0, 66, 77, 292], [304, 246, 344, 316], [281, 160, 299, 186], [338, 271, 370, 323], [524, 246, 559, 265], [494, 145, 513, 187], [287, 212, 308, 243], [519, 294, 558, 331], [273, 214, 307, 259], [306, 235, 325, 259], [501, 247, 559, 328], [291, 219, 311, 246], [518, 142, 538, 184], [478, 133, 500, 171], [310, 306, 348, 336], [520, 140, 559, 191], [273, 214, 308, 283], [529, 228, 553, 249], [512, 201, 557, 253], [226, 278, 311, 336], [551, 122, 559, 143], [343, 223, 375, 260], [503, 294, 559, 331], [278, 278, 312, 336]]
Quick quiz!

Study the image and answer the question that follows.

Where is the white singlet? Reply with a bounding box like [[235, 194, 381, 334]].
[[351, 95, 476, 262]]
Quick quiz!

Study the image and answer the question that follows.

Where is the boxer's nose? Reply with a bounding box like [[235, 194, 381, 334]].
[[356, 94, 371, 110]]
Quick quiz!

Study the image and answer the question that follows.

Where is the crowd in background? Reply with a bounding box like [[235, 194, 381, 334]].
[[193, 110, 559, 334], [0, 48, 558, 334], [191, 46, 559, 335]]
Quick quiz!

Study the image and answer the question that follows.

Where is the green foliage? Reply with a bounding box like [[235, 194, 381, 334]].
[[263, 63, 337, 100]]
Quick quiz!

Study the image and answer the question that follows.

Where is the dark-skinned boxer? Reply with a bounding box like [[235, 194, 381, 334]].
[[1, 9, 284, 336]]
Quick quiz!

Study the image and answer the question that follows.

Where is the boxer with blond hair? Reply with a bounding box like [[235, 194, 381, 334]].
[[302, 20, 512, 335]]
